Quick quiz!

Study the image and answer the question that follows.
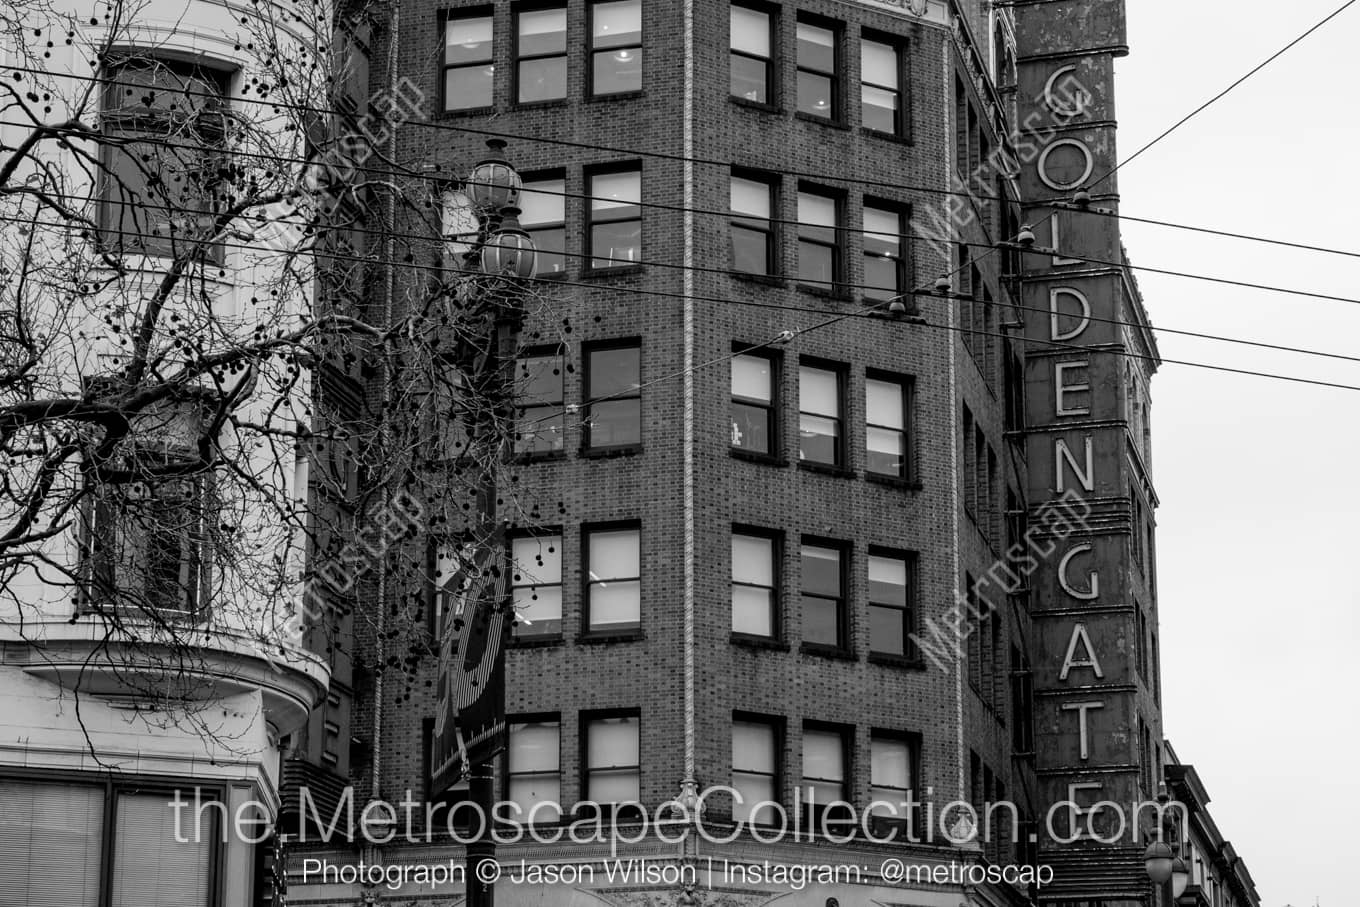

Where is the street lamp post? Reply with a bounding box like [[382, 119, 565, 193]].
[[1144, 784, 1191, 907]]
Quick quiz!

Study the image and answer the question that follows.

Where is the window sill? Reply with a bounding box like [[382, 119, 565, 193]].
[[512, 449, 568, 465], [729, 271, 785, 288], [511, 98, 569, 112], [436, 105, 496, 119], [730, 448, 788, 467], [580, 444, 642, 460], [730, 634, 790, 652], [861, 126, 914, 146], [730, 96, 782, 115], [865, 472, 922, 491], [797, 283, 852, 302], [797, 460, 852, 479], [868, 652, 926, 670], [509, 634, 565, 649], [586, 90, 645, 104], [800, 642, 856, 661], [577, 630, 646, 645], [795, 111, 849, 130], [581, 263, 644, 279]]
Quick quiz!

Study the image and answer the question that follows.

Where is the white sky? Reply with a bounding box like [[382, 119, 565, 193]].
[[1116, 3, 1360, 906]]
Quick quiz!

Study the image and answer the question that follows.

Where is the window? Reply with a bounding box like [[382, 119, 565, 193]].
[[865, 374, 909, 478], [584, 713, 641, 806], [801, 541, 845, 649], [801, 726, 849, 830], [732, 717, 779, 824], [0, 778, 216, 907], [731, 352, 776, 455], [868, 550, 913, 658], [514, 350, 564, 454], [508, 718, 561, 822], [798, 364, 843, 466], [519, 175, 566, 274], [587, 166, 642, 268], [796, 188, 840, 288], [862, 203, 907, 302], [730, 173, 776, 275], [732, 530, 777, 637], [511, 533, 562, 638], [730, 4, 773, 103], [98, 58, 230, 259], [861, 38, 902, 134], [584, 341, 641, 450], [584, 525, 641, 632], [515, 5, 567, 104], [590, 0, 642, 95], [442, 10, 495, 111], [796, 19, 838, 120], [869, 735, 913, 827]]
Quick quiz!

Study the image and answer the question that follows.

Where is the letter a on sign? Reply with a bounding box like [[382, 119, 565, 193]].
[[1059, 623, 1104, 681]]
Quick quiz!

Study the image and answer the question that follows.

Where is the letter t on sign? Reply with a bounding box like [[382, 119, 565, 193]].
[[1060, 700, 1104, 760]]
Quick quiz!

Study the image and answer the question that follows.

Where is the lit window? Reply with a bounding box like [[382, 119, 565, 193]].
[[511, 534, 562, 638], [584, 342, 641, 450], [514, 351, 564, 454], [587, 167, 642, 268], [730, 173, 776, 275], [731, 352, 775, 454], [868, 552, 912, 657], [443, 12, 495, 111], [518, 176, 566, 274], [796, 20, 838, 119], [516, 6, 567, 103], [796, 188, 840, 288], [585, 525, 641, 632], [869, 735, 913, 824], [508, 719, 561, 821], [861, 39, 901, 134], [801, 726, 849, 829], [585, 714, 641, 804], [732, 718, 779, 824], [730, 4, 773, 103], [732, 531, 777, 637], [801, 542, 845, 649], [590, 0, 642, 95], [798, 364, 842, 466], [862, 204, 906, 302], [865, 375, 908, 477]]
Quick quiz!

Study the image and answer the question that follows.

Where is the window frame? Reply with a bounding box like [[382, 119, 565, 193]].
[[584, 162, 644, 272], [508, 528, 565, 641], [799, 536, 850, 654], [439, 7, 497, 114], [729, 344, 780, 460], [795, 184, 844, 292], [516, 170, 568, 278], [587, 0, 644, 98], [797, 358, 847, 470], [503, 712, 563, 824], [512, 2, 569, 107], [866, 546, 918, 663], [868, 729, 920, 833], [513, 344, 567, 458], [861, 199, 910, 305], [800, 721, 852, 833], [731, 712, 784, 825], [794, 14, 842, 123], [729, 1, 777, 107], [579, 709, 643, 819], [729, 168, 780, 277], [860, 31, 909, 139], [730, 525, 781, 642], [582, 337, 643, 454], [864, 369, 914, 481], [581, 520, 643, 636]]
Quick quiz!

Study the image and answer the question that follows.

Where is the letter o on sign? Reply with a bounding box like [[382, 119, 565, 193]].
[[1038, 139, 1094, 191]]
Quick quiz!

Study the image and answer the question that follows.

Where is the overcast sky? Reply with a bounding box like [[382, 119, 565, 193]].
[[1115, 3, 1359, 906]]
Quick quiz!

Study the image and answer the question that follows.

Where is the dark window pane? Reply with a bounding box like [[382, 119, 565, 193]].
[[445, 65, 494, 110], [731, 226, 770, 274], [802, 546, 840, 596], [864, 257, 898, 299], [588, 399, 641, 446], [516, 406, 564, 453], [863, 86, 898, 132], [797, 242, 834, 286], [869, 604, 905, 655], [446, 16, 493, 65], [797, 71, 833, 117], [590, 348, 640, 397], [518, 58, 568, 103], [527, 227, 566, 273], [732, 401, 770, 453], [592, 47, 643, 94], [731, 55, 768, 102], [803, 595, 839, 646], [517, 356, 562, 404], [866, 428, 904, 474], [796, 24, 835, 72], [518, 8, 567, 56], [591, 220, 642, 267]]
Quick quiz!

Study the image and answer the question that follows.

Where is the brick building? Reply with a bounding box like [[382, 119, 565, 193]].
[[282, 1, 1234, 906]]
